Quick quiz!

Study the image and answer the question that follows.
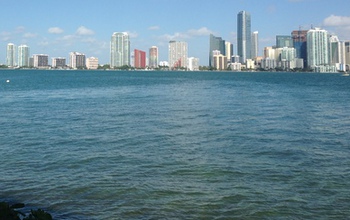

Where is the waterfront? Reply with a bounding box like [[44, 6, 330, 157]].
[[0, 70, 349, 219]]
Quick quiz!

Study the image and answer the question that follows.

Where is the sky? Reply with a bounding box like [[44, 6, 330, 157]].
[[1, 0, 350, 66]]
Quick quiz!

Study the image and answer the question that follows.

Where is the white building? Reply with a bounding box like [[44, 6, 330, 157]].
[[18, 45, 30, 67], [6, 43, 16, 67], [110, 32, 130, 68], [69, 52, 86, 69], [168, 41, 188, 69], [307, 28, 330, 70], [86, 57, 99, 69], [187, 57, 199, 71]]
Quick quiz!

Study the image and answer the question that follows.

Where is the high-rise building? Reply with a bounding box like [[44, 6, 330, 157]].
[[18, 45, 30, 67], [329, 35, 346, 67], [292, 29, 308, 67], [168, 41, 188, 69], [134, 49, 146, 69], [149, 46, 158, 68], [209, 34, 225, 67], [52, 57, 66, 68], [225, 42, 233, 63], [86, 57, 99, 69], [276, 35, 293, 48], [345, 41, 350, 70], [251, 31, 259, 59], [213, 54, 227, 70], [6, 43, 16, 67], [307, 28, 329, 69], [33, 54, 49, 68], [110, 32, 130, 68], [69, 52, 86, 69], [237, 11, 251, 63]]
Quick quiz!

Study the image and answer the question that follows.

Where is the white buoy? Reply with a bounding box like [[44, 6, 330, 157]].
[[6, 80, 10, 83]]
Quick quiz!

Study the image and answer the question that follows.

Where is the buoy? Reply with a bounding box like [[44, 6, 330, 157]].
[[6, 80, 10, 83]]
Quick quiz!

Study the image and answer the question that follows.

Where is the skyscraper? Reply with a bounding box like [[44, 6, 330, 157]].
[[251, 31, 259, 59], [225, 42, 233, 63], [168, 41, 188, 69], [307, 28, 329, 69], [110, 32, 130, 68], [209, 34, 225, 67], [18, 45, 30, 67], [149, 46, 158, 68], [6, 43, 16, 67], [292, 29, 308, 67], [237, 11, 251, 63], [134, 49, 146, 69]]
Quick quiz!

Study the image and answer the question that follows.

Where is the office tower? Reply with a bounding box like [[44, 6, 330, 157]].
[[237, 11, 251, 63], [307, 28, 329, 69], [279, 47, 296, 61], [225, 42, 233, 62], [52, 57, 66, 68], [6, 43, 16, 67], [292, 29, 308, 67], [134, 49, 146, 68], [251, 31, 259, 59], [86, 57, 99, 69], [188, 57, 199, 71], [149, 46, 158, 68], [33, 54, 49, 68], [209, 34, 225, 67], [276, 35, 293, 48], [168, 41, 188, 69], [18, 45, 30, 67], [69, 52, 86, 69], [110, 32, 130, 68]]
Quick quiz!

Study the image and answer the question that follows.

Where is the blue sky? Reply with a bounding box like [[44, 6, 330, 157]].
[[1, 0, 350, 66]]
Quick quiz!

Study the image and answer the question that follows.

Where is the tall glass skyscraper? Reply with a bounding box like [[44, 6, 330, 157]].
[[237, 11, 251, 64], [292, 30, 308, 67], [18, 45, 30, 67], [6, 43, 16, 67], [251, 31, 259, 59], [209, 34, 225, 67], [110, 32, 130, 68]]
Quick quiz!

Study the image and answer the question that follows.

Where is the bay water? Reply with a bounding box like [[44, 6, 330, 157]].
[[0, 70, 349, 219]]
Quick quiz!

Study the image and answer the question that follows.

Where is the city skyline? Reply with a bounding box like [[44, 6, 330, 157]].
[[1, 0, 350, 66]]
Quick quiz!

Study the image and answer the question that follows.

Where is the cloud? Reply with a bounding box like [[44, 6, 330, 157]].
[[48, 27, 64, 34], [187, 27, 212, 36], [148, 26, 160, 30], [126, 31, 138, 38], [159, 27, 214, 42], [23, 32, 37, 38], [323, 15, 350, 27], [76, 26, 95, 35]]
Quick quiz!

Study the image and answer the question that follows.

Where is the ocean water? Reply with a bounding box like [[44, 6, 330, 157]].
[[0, 70, 349, 219]]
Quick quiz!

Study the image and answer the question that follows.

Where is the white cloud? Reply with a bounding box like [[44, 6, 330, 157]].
[[48, 27, 64, 34], [23, 32, 37, 38], [159, 27, 214, 42], [187, 27, 213, 36], [76, 26, 95, 35], [323, 15, 350, 27], [148, 26, 160, 30]]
